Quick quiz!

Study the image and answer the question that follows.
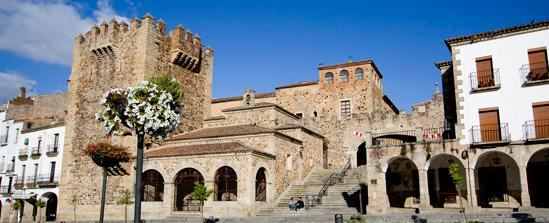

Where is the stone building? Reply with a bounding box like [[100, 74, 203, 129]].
[[52, 13, 549, 221]]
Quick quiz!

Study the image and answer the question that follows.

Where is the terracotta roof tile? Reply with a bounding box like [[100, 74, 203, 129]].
[[445, 20, 549, 47], [211, 92, 276, 103], [145, 142, 274, 158], [275, 81, 318, 90], [167, 124, 275, 141]]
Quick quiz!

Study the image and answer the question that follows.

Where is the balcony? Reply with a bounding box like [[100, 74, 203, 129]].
[[372, 126, 453, 146], [31, 147, 41, 159], [469, 69, 501, 92], [14, 178, 24, 190], [470, 123, 511, 146], [0, 135, 7, 146], [521, 62, 549, 86], [37, 174, 60, 188], [26, 176, 37, 189], [524, 119, 549, 142], [46, 145, 59, 157], [0, 186, 10, 194], [18, 148, 29, 160]]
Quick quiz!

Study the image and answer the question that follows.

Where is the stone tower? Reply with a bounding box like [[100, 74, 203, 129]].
[[57, 14, 213, 220]]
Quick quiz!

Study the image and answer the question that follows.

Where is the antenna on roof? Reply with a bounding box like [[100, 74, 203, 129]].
[[347, 56, 353, 63]]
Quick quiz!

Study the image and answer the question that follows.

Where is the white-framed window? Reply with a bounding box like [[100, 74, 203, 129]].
[[325, 72, 334, 84], [340, 70, 349, 82], [340, 100, 351, 119], [355, 68, 364, 80]]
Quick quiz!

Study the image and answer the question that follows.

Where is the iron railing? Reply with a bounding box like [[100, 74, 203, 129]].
[[26, 176, 37, 188], [18, 148, 29, 157], [0, 135, 7, 145], [6, 163, 15, 173], [46, 145, 59, 156], [470, 69, 500, 90], [37, 174, 60, 187], [309, 159, 352, 207], [520, 62, 549, 84], [0, 186, 10, 194], [14, 178, 24, 189], [31, 147, 40, 155], [422, 127, 452, 142], [523, 119, 549, 140], [470, 123, 510, 144], [373, 129, 416, 145]]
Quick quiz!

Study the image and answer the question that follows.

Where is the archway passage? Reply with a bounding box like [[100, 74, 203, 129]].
[[42, 193, 57, 221], [386, 157, 419, 207], [475, 152, 521, 208], [142, 170, 164, 201], [255, 168, 267, 201], [215, 166, 237, 201], [427, 155, 467, 208], [527, 148, 549, 207], [356, 142, 367, 167], [174, 168, 204, 211]]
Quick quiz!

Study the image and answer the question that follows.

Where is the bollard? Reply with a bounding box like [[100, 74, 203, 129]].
[[335, 214, 343, 223]]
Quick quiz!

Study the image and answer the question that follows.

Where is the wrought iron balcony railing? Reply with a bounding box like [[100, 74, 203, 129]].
[[14, 178, 24, 189], [520, 62, 549, 85], [0, 186, 10, 194], [0, 135, 7, 145], [470, 69, 501, 91], [37, 174, 59, 187], [26, 176, 37, 188], [523, 119, 549, 141], [46, 145, 59, 156], [422, 127, 452, 142], [31, 147, 41, 158], [470, 123, 510, 144]]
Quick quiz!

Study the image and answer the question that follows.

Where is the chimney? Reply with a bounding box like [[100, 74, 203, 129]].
[[19, 87, 26, 98]]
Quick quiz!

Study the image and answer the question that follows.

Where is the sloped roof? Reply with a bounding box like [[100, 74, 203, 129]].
[[275, 81, 318, 90], [144, 142, 275, 159], [211, 92, 276, 103], [167, 124, 276, 141]]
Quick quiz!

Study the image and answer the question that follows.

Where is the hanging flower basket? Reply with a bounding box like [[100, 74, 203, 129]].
[[84, 142, 132, 168]]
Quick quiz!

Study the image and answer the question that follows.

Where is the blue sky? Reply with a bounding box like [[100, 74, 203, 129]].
[[1, 0, 548, 110]]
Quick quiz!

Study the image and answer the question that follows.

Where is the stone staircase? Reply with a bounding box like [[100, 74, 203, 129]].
[[256, 166, 368, 216]]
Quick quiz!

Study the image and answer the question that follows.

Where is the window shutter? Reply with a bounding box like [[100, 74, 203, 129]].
[[479, 109, 500, 142], [475, 58, 494, 87], [533, 103, 549, 139]]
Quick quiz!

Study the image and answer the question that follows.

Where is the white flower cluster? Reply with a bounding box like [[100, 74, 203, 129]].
[[96, 81, 181, 138]]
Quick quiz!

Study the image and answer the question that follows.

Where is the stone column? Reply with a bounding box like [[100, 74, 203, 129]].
[[466, 166, 478, 208], [163, 182, 175, 212], [418, 169, 431, 209], [518, 165, 531, 207], [366, 166, 390, 214]]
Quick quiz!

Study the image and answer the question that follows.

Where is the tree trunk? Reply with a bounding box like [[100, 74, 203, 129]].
[[38, 208, 42, 223], [125, 204, 128, 223], [456, 185, 468, 223], [133, 132, 145, 223], [100, 167, 108, 223], [73, 206, 76, 223], [201, 200, 204, 222]]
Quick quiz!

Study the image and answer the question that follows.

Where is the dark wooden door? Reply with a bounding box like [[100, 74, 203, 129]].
[[479, 109, 501, 142]]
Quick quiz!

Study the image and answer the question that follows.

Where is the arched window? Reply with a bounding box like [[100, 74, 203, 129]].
[[255, 168, 267, 201], [174, 168, 204, 211], [215, 166, 237, 201], [340, 70, 349, 82], [355, 68, 364, 80], [324, 72, 334, 84], [142, 170, 164, 201]]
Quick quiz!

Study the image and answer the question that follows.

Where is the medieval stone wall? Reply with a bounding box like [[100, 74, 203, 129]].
[[58, 14, 213, 221]]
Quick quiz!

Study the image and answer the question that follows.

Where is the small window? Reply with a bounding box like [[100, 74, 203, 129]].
[[324, 72, 334, 84], [355, 68, 364, 80], [340, 70, 349, 82], [295, 113, 303, 118], [54, 133, 60, 150], [341, 100, 351, 118], [475, 57, 495, 88], [528, 49, 548, 81]]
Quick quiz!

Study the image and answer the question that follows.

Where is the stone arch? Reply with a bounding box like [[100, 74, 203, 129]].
[[255, 167, 267, 201], [214, 166, 238, 201], [474, 151, 521, 208], [356, 142, 367, 167], [173, 168, 204, 211], [425, 153, 467, 208], [527, 147, 549, 208], [169, 163, 209, 184], [40, 192, 57, 221], [385, 157, 420, 208], [142, 169, 164, 201], [143, 165, 169, 182]]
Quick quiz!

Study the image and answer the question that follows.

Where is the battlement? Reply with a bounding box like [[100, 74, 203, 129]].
[[75, 13, 213, 67]]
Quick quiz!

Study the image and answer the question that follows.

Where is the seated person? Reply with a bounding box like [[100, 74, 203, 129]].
[[288, 197, 297, 211], [296, 197, 305, 210]]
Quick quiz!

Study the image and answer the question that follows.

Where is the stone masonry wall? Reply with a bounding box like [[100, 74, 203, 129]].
[[58, 14, 213, 221]]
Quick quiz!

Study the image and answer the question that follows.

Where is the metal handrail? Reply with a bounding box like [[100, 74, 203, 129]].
[[520, 62, 549, 84], [523, 119, 549, 140], [469, 68, 500, 90], [310, 159, 352, 206]]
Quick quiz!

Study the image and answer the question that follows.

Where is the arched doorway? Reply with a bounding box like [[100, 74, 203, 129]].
[[41, 193, 57, 221], [386, 157, 419, 207], [527, 148, 549, 207], [255, 168, 267, 201], [174, 168, 204, 211], [427, 154, 467, 208], [475, 151, 521, 208], [142, 170, 164, 201], [356, 142, 367, 167], [214, 166, 237, 201]]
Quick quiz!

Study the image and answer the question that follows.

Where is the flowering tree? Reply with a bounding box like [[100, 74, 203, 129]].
[[95, 76, 181, 223], [84, 142, 131, 223]]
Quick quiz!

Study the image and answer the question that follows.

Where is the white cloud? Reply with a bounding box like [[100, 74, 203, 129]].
[[0, 0, 128, 66], [0, 72, 36, 102]]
